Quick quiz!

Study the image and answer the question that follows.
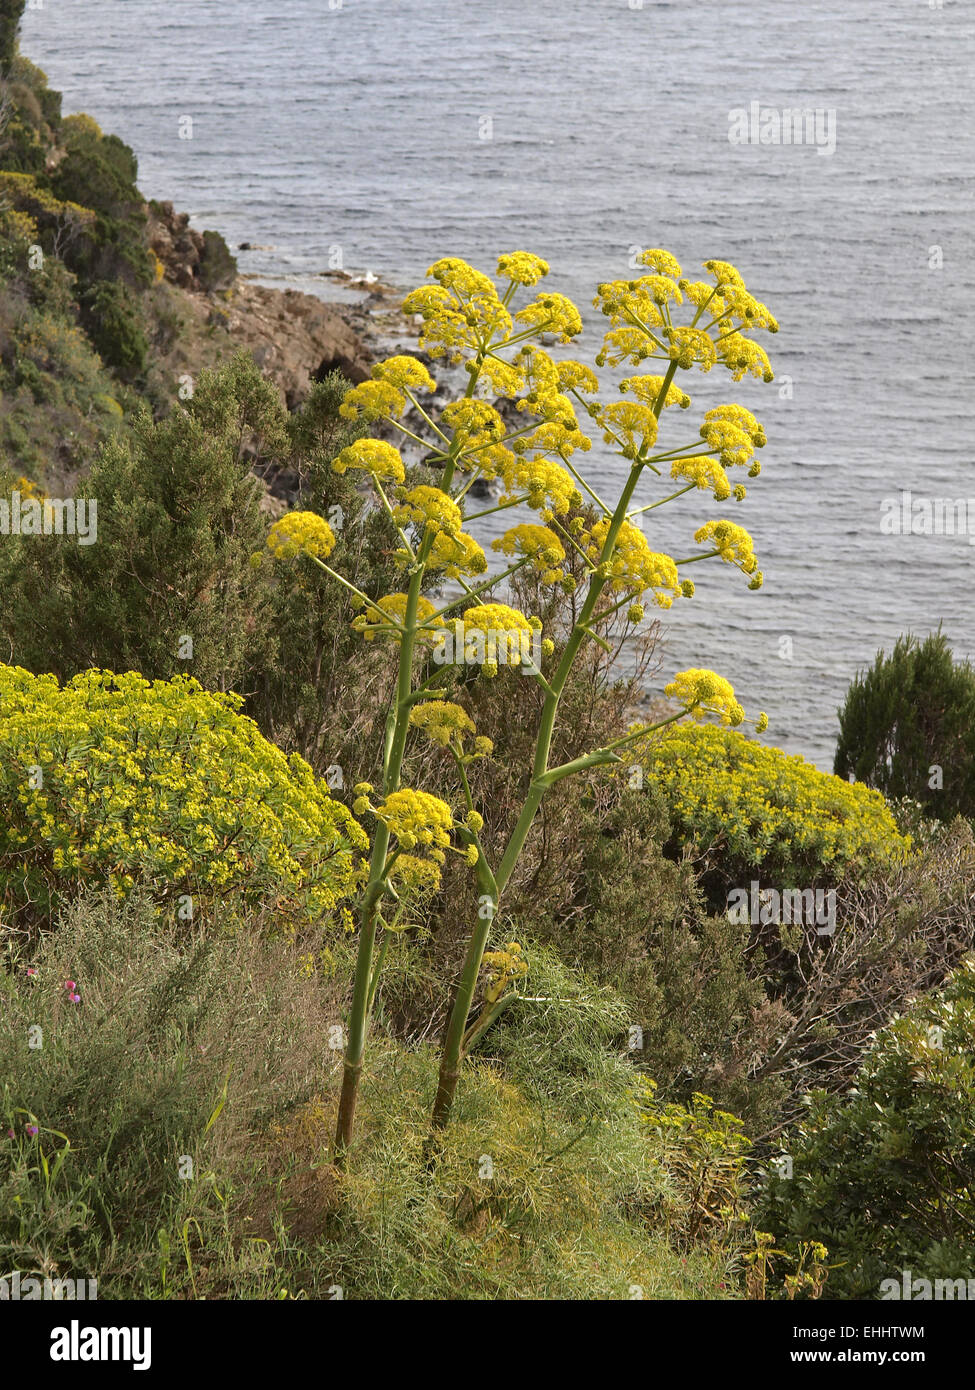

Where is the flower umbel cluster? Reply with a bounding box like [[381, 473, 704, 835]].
[[266, 511, 337, 562]]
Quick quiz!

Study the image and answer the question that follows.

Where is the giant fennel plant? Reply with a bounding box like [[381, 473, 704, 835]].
[[266, 248, 778, 1157]]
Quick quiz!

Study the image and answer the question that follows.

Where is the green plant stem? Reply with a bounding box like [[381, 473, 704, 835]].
[[431, 362, 680, 1129], [334, 555, 423, 1162], [334, 362, 480, 1161]]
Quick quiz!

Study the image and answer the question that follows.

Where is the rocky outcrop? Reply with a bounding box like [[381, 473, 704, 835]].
[[143, 200, 385, 414], [147, 201, 208, 290], [225, 281, 372, 408]]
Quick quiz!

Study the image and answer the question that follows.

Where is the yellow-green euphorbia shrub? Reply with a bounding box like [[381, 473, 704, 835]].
[[638, 723, 910, 885], [0, 665, 367, 932]]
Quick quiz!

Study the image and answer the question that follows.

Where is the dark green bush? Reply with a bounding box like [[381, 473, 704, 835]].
[[758, 957, 975, 1297], [0, 353, 280, 689], [0, 1, 26, 67], [835, 630, 975, 824], [252, 371, 423, 775], [198, 229, 237, 293], [80, 279, 148, 378]]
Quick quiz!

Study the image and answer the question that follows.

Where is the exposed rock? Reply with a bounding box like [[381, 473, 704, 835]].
[[144, 202, 376, 410], [147, 200, 206, 290], [225, 282, 373, 408]]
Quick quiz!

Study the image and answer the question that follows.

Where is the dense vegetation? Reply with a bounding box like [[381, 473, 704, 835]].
[[835, 629, 975, 825], [0, 665, 366, 938], [760, 960, 975, 1296], [0, 38, 237, 476], [2, 20, 973, 1302]]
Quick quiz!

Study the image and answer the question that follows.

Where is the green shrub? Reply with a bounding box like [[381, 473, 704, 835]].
[[465, 940, 637, 1118], [835, 630, 975, 824], [48, 127, 153, 287], [198, 229, 237, 293], [525, 783, 781, 1129], [250, 371, 420, 775], [640, 723, 910, 899], [0, 1, 26, 67], [80, 279, 148, 378], [758, 957, 975, 1297], [0, 360, 417, 784], [0, 353, 281, 688], [0, 665, 367, 935], [0, 888, 352, 1299], [635, 1081, 751, 1250], [0, 886, 737, 1300]]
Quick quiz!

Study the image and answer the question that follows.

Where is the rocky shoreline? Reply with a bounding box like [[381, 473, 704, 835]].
[[147, 200, 418, 412]]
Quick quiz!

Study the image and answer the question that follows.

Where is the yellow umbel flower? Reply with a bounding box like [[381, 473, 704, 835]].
[[497, 250, 550, 285], [388, 853, 443, 896], [717, 334, 774, 382], [716, 288, 779, 334], [679, 279, 725, 314], [620, 374, 692, 410], [404, 259, 513, 362], [599, 400, 659, 459], [393, 484, 463, 537], [586, 519, 681, 608], [596, 327, 655, 367], [441, 398, 507, 457], [699, 418, 759, 469], [663, 326, 717, 371], [514, 291, 583, 342], [353, 593, 443, 642], [592, 279, 667, 329], [460, 603, 534, 640], [703, 404, 767, 448], [267, 511, 337, 561], [671, 456, 732, 502], [703, 259, 746, 291], [477, 355, 526, 397], [665, 668, 745, 726], [694, 519, 759, 577], [427, 256, 496, 298], [374, 788, 453, 853], [510, 353, 591, 456], [637, 247, 683, 279], [492, 523, 566, 584], [424, 529, 488, 579], [338, 379, 406, 423], [555, 359, 600, 394], [450, 603, 537, 672], [515, 414, 591, 461], [408, 700, 476, 749], [372, 354, 437, 392], [500, 457, 581, 518], [482, 941, 529, 1003], [332, 438, 406, 484]]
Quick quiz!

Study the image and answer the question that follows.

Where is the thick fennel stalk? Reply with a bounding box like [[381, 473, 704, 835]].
[[430, 362, 680, 1129]]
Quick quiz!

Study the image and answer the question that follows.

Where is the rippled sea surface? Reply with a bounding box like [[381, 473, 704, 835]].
[[23, 0, 975, 768]]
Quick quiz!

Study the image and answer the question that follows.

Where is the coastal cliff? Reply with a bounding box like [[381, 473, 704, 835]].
[[0, 49, 381, 483]]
